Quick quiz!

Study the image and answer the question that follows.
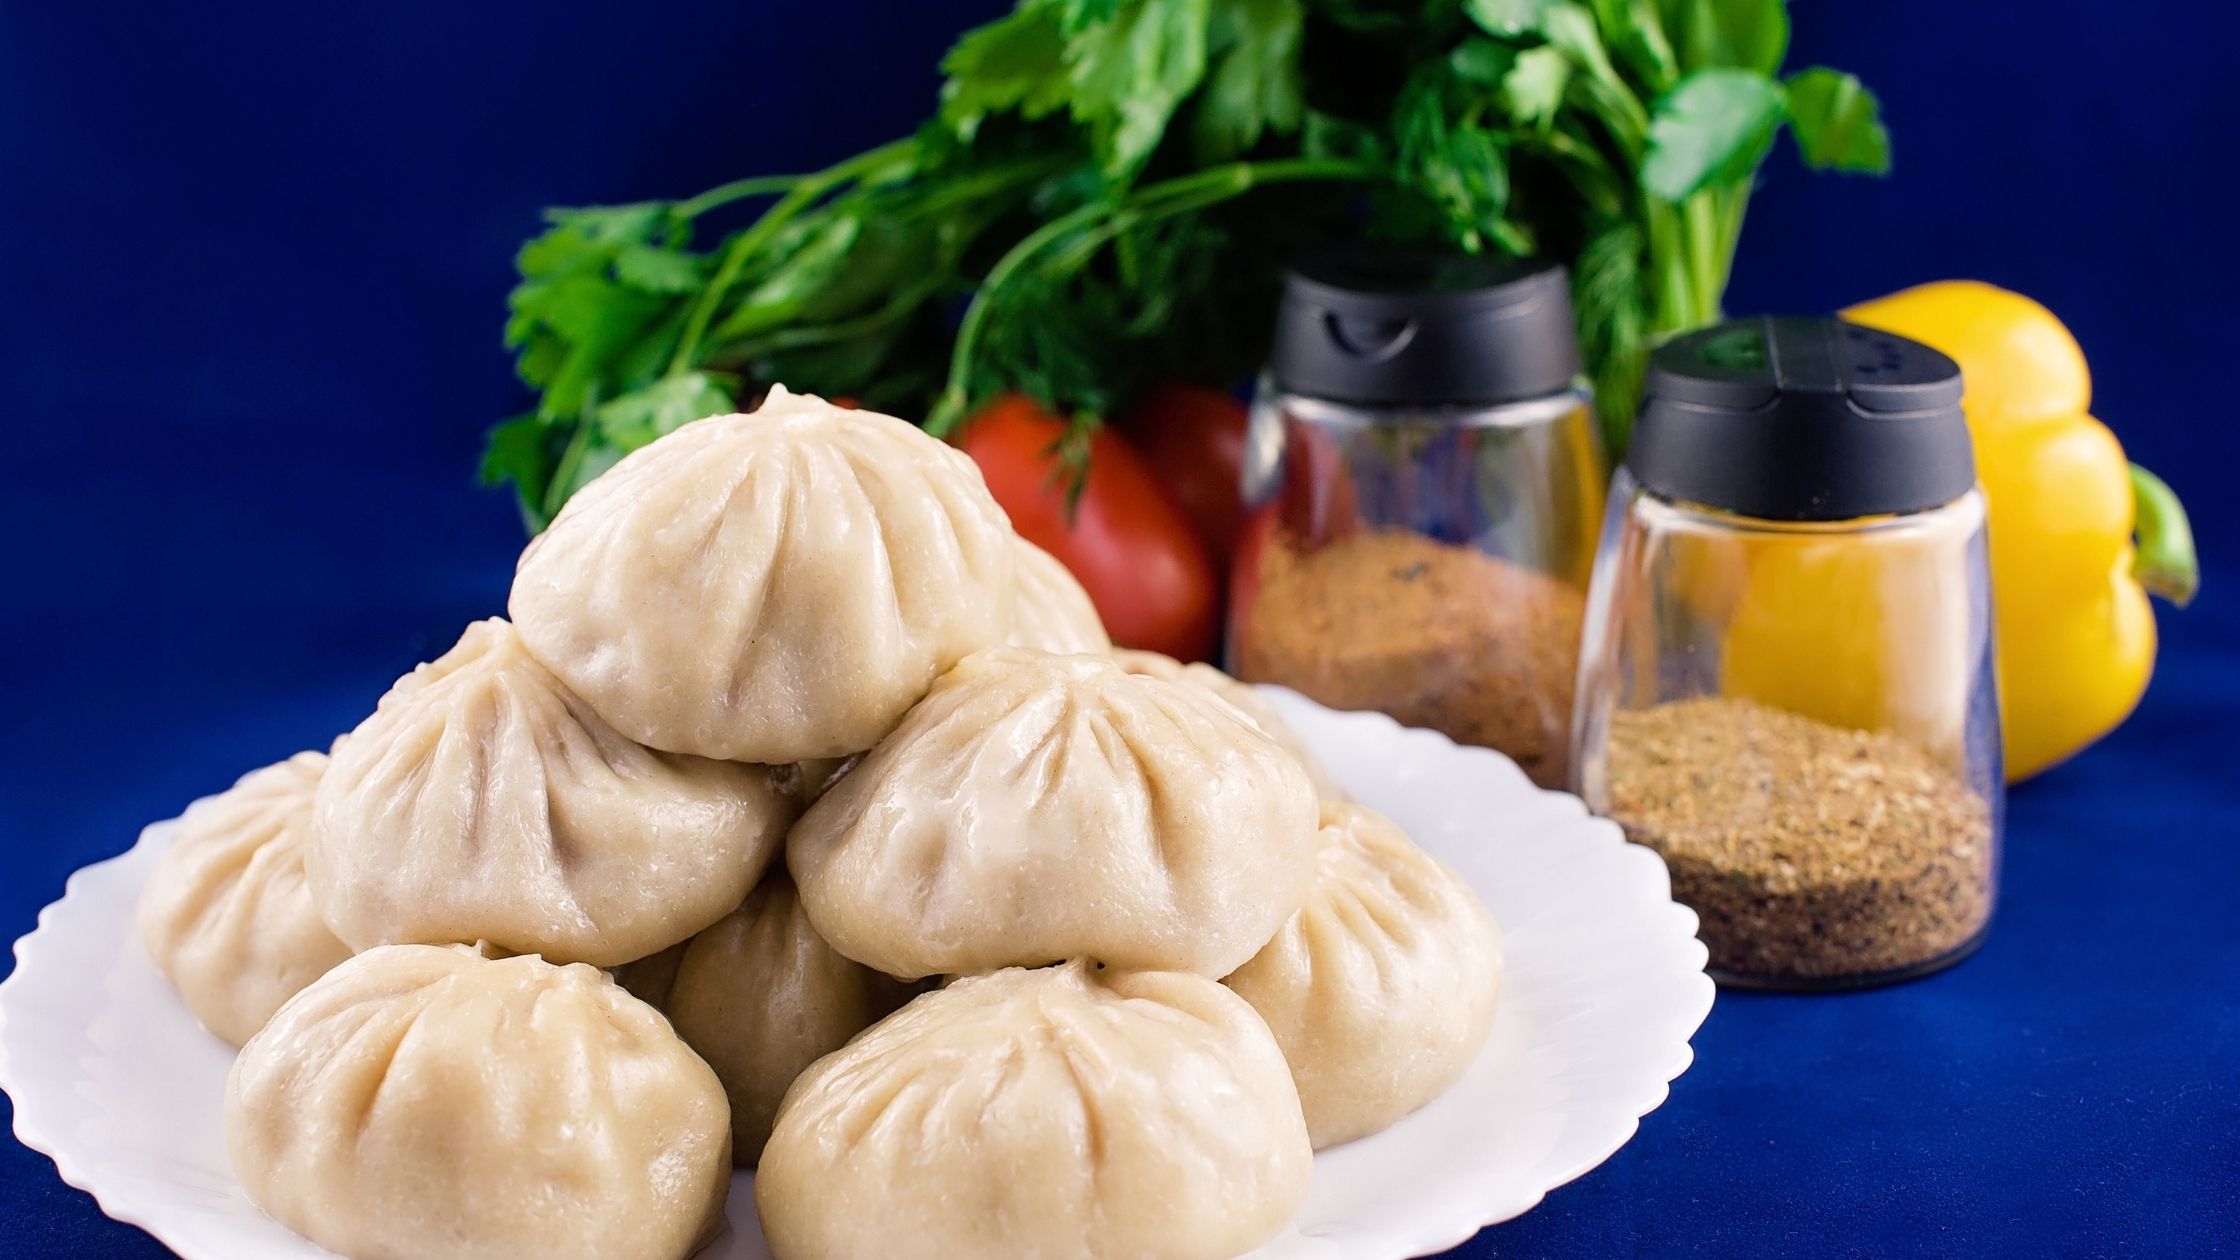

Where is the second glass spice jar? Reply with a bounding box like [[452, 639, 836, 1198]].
[[1228, 250, 1606, 788], [1572, 316, 2004, 990]]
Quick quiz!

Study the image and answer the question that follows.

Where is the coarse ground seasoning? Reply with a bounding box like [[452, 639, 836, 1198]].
[[1232, 528, 1585, 788], [1601, 696, 1994, 983]]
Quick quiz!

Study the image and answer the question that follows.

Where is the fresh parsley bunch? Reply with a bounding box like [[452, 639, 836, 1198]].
[[490, 0, 1888, 529]]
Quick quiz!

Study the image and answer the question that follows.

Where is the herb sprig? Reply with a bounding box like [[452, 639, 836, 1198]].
[[488, 0, 1887, 529]]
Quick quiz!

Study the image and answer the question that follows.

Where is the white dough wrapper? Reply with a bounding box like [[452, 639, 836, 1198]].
[[136, 751, 353, 1047], [226, 944, 731, 1260], [1006, 535, 1110, 654], [1226, 801, 1503, 1149], [788, 647, 1320, 979], [756, 961, 1312, 1260], [308, 618, 791, 966], [617, 873, 915, 1164], [1111, 647, 1348, 801], [509, 386, 1016, 763]]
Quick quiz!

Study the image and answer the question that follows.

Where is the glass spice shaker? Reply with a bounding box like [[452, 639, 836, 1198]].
[[1571, 316, 2003, 990], [1228, 250, 1606, 789]]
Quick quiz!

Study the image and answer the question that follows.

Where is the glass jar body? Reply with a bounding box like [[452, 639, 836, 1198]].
[[1228, 383, 1605, 788], [1572, 472, 2004, 989]]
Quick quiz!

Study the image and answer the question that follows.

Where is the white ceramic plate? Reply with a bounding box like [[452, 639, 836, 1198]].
[[0, 691, 1712, 1260]]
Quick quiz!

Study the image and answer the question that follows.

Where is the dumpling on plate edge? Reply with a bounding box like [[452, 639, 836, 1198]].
[[135, 750, 353, 1047], [1225, 800, 1503, 1149], [509, 386, 1017, 764], [227, 943, 730, 1260], [756, 961, 1311, 1260], [307, 618, 792, 967], [787, 646, 1320, 980]]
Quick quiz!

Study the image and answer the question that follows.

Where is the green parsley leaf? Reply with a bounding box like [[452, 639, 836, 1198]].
[[479, 413, 560, 530], [1466, 0, 1555, 37], [1393, 62, 1513, 252], [1784, 67, 1891, 173], [612, 245, 703, 294], [941, 2, 1073, 137], [714, 216, 868, 342], [505, 203, 698, 419], [1448, 38, 1516, 89], [1063, 0, 1213, 179], [1504, 44, 1573, 128], [508, 271, 676, 418], [592, 371, 737, 451], [1192, 0, 1304, 162], [1642, 67, 1786, 201], [1602, 0, 1680, 91], [1572, 217, 1648, 439], [1538, 4, 1630, 99], [487, 0, 1897, 516]]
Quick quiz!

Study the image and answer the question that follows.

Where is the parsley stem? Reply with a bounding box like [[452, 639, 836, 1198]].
[[713, 278, 944, 360], [672, 174, 807, 221], [1682, 191, 1724, 324], [927, 156, 1383, 437], [541, 390, 603, 524], [666, 139, 914, 377]]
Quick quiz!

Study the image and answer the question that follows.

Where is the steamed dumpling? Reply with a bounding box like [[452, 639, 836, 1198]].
[[307, 618, 791, 966], [1226, 801, 1502, 1148], [626, 873, 913, 1163], [1007, 536, 1109, 654], [1112, 648, 1346, 801], [227, 944, 730, 1260], [136, 751, 353, 1046], [510, 386, 1016, 762], [756, 962, 1311, 1260], [788, 647, 1319, 979]]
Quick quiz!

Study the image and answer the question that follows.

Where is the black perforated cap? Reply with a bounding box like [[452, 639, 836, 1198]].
[[1626, 316, 1973, 521], [1269, 249, 1582, 406]]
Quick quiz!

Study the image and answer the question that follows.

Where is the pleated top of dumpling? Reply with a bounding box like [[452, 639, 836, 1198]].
[[137, 751, 354, 1046], [1111, 648, 1346, 801], [509, 386, 1017, 763], [756, 962, 1311, 1260], [226, 944, 730, 1260], [307, 619, 790, 966], [622, 873, 915, 1164], [1225, 800, 1503, 1148], [788, 647, 1319, 979], [1006, 535, 1109, 655]]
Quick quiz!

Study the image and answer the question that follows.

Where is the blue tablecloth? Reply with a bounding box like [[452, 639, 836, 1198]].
[[2, 439, 2235, 1257], [5, 1, 2238, 1253]]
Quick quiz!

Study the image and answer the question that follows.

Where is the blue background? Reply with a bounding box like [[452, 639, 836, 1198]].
[[3, 2, 2235, 1256]]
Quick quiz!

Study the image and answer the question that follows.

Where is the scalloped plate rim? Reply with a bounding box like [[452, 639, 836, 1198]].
[[1, 692, 1714, 1259]]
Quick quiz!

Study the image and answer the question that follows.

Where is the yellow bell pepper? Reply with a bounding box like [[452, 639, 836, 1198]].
[[1717, 498, 1984, 769], [1825, 281, 2200, 781]]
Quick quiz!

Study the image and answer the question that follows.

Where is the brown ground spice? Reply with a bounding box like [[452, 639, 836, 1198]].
[[1233, 528, 1585, 788], [1603, 696, 1994, 982]]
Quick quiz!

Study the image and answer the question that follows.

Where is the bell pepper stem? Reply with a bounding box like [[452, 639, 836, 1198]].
[[2129, 462, 2200, 606]]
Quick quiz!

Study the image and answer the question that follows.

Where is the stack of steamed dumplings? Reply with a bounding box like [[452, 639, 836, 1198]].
[[135, 387, 1506, 1260]]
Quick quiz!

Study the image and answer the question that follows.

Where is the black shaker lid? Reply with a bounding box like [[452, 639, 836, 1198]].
[[1626, 316, 1974, 521], [1269, 249, 1582, 406]]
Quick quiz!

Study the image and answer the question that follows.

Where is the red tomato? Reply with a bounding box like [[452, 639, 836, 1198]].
[[958, 395, 1220, 662], [1119, 383, 1251, 564], [1271, 409, 1361, 550]]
